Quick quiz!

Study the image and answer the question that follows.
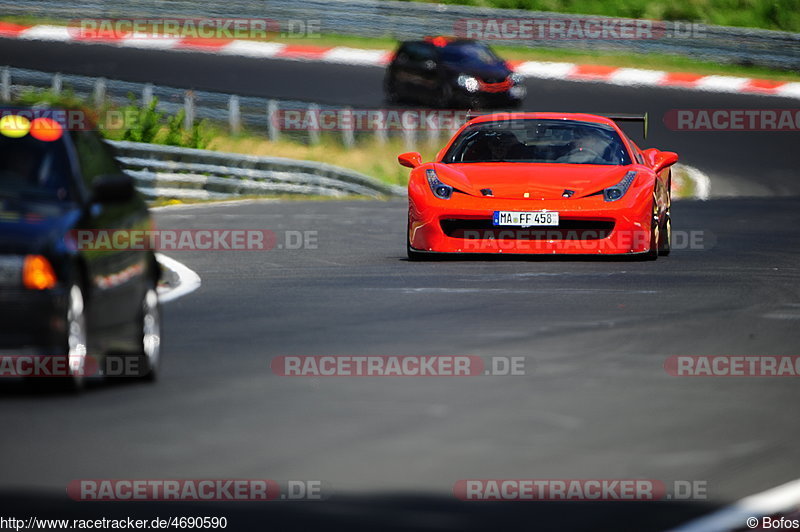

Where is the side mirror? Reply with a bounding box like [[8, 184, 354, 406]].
[[91, 173, 136, 203], [642, 148, 658, 166], [652, 151, 679, 173], [398, 152, 423, 169]]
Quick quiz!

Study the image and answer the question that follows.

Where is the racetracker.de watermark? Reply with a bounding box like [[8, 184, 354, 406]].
[[0, 108, 176, 133], [664, 109, 800, 131], [454, 18, 705, 40], [271, 355, 526, 376], [454, 479, 707, 500], [68, 18, 321, 40], [664, 356, 800, 376], [459, 230, 714, 252], [272, 109, 473, 132], [68, 230, 318, 251], [0, 355, 149, 378], [67, 479, 329, 501]]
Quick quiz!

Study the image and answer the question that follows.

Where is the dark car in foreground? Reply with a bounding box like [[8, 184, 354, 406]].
[[0, 107, 161, 390], [385, 37, 526, 109]]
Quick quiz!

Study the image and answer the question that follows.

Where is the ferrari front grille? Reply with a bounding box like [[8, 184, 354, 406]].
[[440, 219, 614, 240]]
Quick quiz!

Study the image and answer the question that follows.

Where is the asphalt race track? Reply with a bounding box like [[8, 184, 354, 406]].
[[1, 37, 800, 532]]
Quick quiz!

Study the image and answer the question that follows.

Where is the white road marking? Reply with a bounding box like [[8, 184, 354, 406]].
[[666, 478, 800, 532], [155, 253, 201, 304]]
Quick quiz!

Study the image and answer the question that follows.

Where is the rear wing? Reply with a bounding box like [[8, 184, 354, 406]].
[[600, 113, 648, 140], [464, 111, 649, 139]]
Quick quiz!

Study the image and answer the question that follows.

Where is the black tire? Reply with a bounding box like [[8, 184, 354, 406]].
[[659, 214, 672, 256], [385, 77, 400, 104], [438, 84, 454, 109], [658, 179, 672, 256], [645, 197, 660, 261], [39, 282, 89, 393]]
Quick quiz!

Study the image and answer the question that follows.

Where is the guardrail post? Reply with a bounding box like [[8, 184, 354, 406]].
[[426, 111, 440, 145], [342, 107, 355, 149], [308, 103, 320, 145], [142, 83, 154, 106], [228, 95, 241, 135], [267, 100, 279, 142], [51, 73, 62, 95], [0, 67, 10, 102], [375, 110, 387, 146], [93, 77, 106, 105], [184, 91, 195, 130], [402, 111, 416, 151]]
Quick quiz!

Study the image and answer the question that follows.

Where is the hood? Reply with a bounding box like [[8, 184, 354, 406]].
[[0, 201, 79, 255], [437, 163, 633, 200]]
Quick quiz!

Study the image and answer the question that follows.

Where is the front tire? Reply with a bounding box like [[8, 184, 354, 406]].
[[659, 181, 672, 256], [385, 77, 400, 105], [659, 214, 672, 256], [645, 197, 660, 261]]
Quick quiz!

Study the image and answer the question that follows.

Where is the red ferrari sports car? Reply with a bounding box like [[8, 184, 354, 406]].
[[400, 112, 678, 259]]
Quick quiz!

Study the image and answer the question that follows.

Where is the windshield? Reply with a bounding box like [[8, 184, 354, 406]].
[[0, 134, 74, 202], [443, 119, 632, 165], [440, 42, 501, 66]]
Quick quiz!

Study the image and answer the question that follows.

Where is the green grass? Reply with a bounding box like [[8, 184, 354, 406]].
[[2, 15, 798, 81], [389, 0, 800, 33]]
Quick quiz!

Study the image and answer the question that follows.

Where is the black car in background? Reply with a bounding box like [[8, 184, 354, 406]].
[[0, 107, 161, 390], [384, 37, 526, 108]]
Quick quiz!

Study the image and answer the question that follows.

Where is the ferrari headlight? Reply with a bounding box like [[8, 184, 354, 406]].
[[510, 73, 524, 84], [426, 169, 453, 199], [457, 74, 479, 93], [603, 171, 637, 202]]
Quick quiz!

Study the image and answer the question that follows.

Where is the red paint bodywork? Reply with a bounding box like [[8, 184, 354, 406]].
[[404, 112, 678, 256]]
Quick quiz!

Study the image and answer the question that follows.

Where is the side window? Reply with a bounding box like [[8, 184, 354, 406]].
[[71, 131, 121, 188]]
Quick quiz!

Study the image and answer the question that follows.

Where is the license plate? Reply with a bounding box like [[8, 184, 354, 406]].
[[493, 211, 559, 226]]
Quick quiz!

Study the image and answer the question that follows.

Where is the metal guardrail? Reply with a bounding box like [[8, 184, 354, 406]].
[[110, 140, 405, 199], [3, 66, 452, 148], [1, 0, 798, 69]]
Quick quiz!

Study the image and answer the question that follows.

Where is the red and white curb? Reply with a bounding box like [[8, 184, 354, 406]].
[[2, 22, 799, 99]]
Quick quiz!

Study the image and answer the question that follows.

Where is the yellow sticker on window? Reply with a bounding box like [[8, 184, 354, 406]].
[[0, 114, 31, 138]]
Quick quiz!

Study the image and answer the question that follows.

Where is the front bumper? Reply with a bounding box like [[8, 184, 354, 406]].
[[453, 85, 526, 108], [409, 190, 653, 255]]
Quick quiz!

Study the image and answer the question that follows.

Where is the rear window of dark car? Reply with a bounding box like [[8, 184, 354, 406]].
[[0, 134, 75, 202]]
